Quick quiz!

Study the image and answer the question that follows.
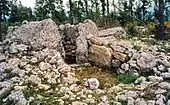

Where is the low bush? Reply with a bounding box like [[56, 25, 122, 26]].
[[116, 74, 138, 84]]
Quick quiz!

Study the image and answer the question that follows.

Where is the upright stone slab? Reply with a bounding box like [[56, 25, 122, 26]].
[[7, 19, 61, 51]]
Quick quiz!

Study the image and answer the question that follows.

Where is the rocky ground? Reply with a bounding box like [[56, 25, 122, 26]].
[[0, 19, 170, 105]]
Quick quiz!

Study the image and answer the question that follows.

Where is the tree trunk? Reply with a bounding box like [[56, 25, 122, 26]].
[[0, 11, 2, 41], [106, 0, 109, 16], [69, 0, 73, 24], [100, 0, 106, 25], [158, 0, 165, 40], [84, 0, 88, 18]]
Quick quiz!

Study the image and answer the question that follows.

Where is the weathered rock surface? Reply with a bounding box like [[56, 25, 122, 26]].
[[88, 44, 112, 68], [7, 19, 61, 50], [99, 27, 126, 39]]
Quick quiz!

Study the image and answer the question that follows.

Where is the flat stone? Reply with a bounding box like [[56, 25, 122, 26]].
[[112, 60, 121, 68], [161, 72, 170, 79], [155, 89, 167, 94], [125, 91, 138, 98], [158, 65, 166, 72], [158, 82, 170, 90], [147, 100, 155, 105], [84, 78, 100, 90], [112, 51, 128, 62], [39, 62, 51, 71], [148, 76, 163, 82], [0, 54, 6, 62], [29, 75, 41, 84]]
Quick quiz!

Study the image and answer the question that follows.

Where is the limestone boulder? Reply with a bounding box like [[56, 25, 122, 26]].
[[83, 19, 99, 36], [8, 19, 61, 50], [88, 44, 112, 68], [137, 52, 157, 73], [98, 27, 126, 39]]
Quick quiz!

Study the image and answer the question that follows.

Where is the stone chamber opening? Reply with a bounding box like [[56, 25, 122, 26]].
[[62, 26, 77, 64]]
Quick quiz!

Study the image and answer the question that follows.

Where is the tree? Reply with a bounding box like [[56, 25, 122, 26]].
[[0, 0, 9, 41], [84, 0, 88, 18], [158, 0, 165, 40], [69, 0, 73, 24], [35, 0, 67, 24], [100, 0, 106, 24]]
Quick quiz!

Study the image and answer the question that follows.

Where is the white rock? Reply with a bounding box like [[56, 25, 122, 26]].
[[127, 97, 134, 105], [101, 96, 108, 103], [167, 68, 170, 72], [72, 101, 87, 105], [84, 78, 100, 90], [30, 57, 38, 64], [158, 82, 170, 90], [60, 87, 69, 94], [156, 94, 166, 105], [38, 84, 50, 90], [29, 75, 41, 84], [39, 62, 51, 71], [167, 100, 170, 105], [148, 76, 163, 82], [155, 89, 167, 94], [158, 65, 166, 72], [161, 72, 170, 79], [135, 98, 147, 105], [135, 77, 146, 84], [125, 91, 138, 98], [147, 100, 155, 105]]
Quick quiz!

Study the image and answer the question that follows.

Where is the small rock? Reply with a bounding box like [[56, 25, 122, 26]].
[[161, 72, 170, 79], [47, 78, 57, 84], [7, 90, 27, 105], [156, 94, 166, 105], [158, 65, 166, 72], [72, 101, 87, 105], [9, 43, 18, 54], [84, 78, 100, 90], [135, 76, 146, 84], [167, 100, 170, 105], [0, 54, 6, 62], [167, 68, 170, 72], [30, 57, 38, 64], [16, 44, 28, 52], [127, 97, 135, 105], [60, 87, 69, 94], [38, 84, 50, 90], [117, 95, 127, 101], [29, 75, 41, 84], [101, 96, 108, 103], [158, 82, 170, 90], [39, 62, 51, 71], [135, 98, 147, 105], [155, 89, 167, 95], [95, 89, 104, 95], [121, 63, 129, 71], [112, 60, 121, 68], [147, 100, 155, 105], [125, 91, 138, 98], [148, 76, 163, 83], [25, 64, 33, 71]]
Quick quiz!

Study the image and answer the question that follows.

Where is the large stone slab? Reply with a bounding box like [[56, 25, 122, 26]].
[[88, 44, 112, 68], [8, 19, 61, 50]]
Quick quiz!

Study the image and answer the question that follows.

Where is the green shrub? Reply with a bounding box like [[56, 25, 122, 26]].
[[116, 74, 138, 84], [0, 22, 8, 41], [147, 22, 157, 35], [125, 22, 138, 36]]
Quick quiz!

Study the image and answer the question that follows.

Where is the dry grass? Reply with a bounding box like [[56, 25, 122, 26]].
[[75, 66, 119, 89]]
